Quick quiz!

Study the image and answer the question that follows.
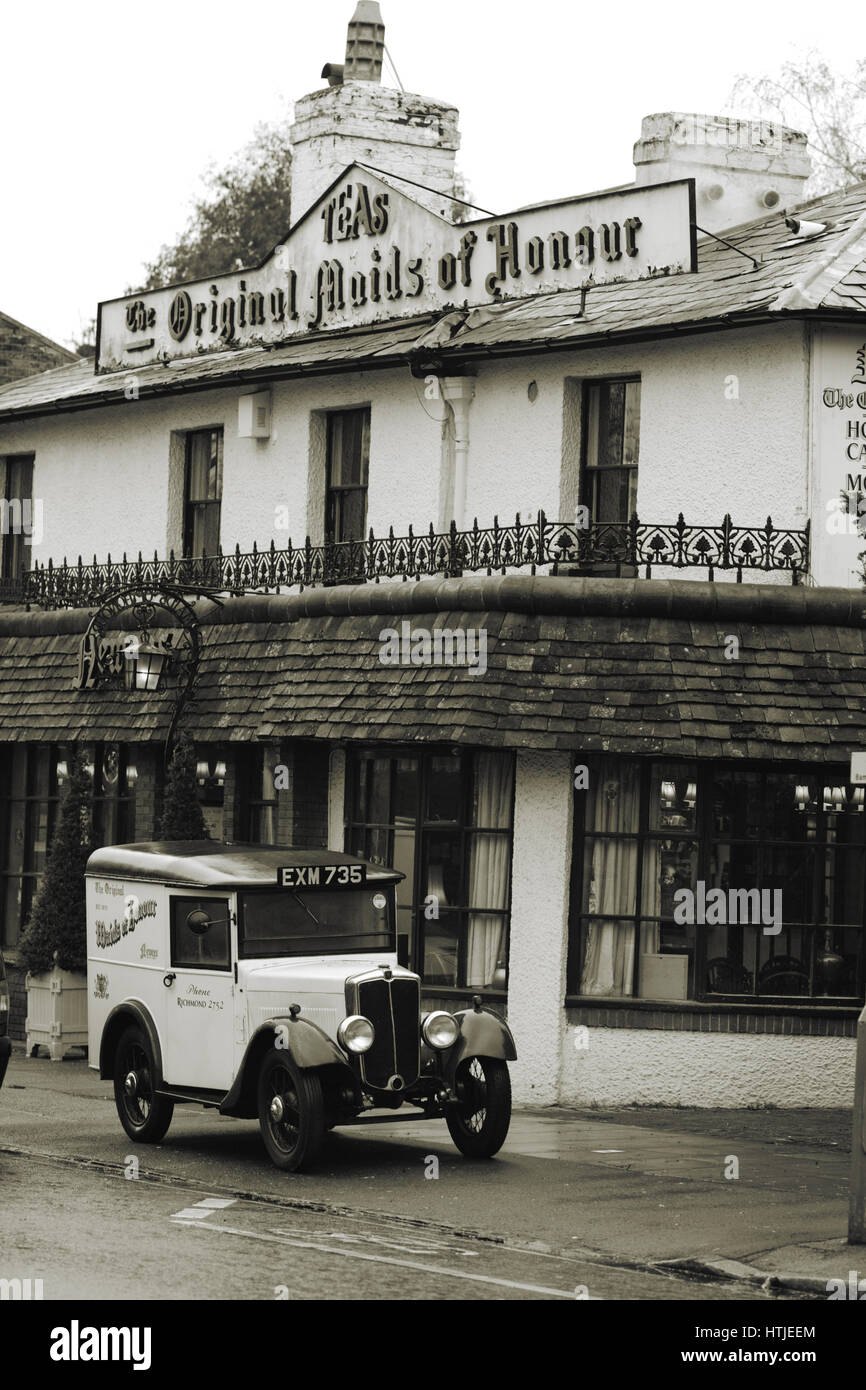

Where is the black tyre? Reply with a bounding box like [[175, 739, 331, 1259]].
[[113, 1025, 174, 1144], [446, 1056, 511, 1159], [257, 1050, 325, 1172]]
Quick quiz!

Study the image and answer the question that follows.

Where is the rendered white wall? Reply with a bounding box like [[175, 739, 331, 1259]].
[[507, 749, 573, 1107], [0, 320, 815, 578], [559, 1026, 856, 1108]]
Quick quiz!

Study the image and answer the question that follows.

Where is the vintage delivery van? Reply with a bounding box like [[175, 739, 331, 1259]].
[[86, 842, 516, 1171]]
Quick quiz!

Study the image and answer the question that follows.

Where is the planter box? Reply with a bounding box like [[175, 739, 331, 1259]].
[[25, 966, 88, 1061]]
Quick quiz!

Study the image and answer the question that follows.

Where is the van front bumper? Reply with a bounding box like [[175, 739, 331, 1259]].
[[0, 1035, 11, 1090]]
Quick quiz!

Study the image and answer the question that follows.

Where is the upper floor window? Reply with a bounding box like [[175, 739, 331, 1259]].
[[1, 454, 35, 583], [326, 409, 369, 546], [184, 429, 223, 559], [582, 380, 640, 525]]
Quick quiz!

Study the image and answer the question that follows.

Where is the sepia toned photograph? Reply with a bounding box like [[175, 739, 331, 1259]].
[[1, 0, 865, 1359]]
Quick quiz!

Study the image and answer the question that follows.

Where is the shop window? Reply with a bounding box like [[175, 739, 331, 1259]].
[[345, 748, 514, 991], [582, 380, 640, 525], [568, 759, 866, 1005], [183, 429, 223, 581], [1, 454, 35, 583], [325, 409, 369, 546], [0, 744, 137, 951]]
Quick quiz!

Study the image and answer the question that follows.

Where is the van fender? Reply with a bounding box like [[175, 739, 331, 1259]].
[[443, 1008, 517, 1086], [221, 1017, 352, 1118], [99, 1000, 165, 1086]]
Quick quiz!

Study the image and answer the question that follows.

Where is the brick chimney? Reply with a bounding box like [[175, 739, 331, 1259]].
[[289, 2, 460, 223], [633, 113, 811, 234]]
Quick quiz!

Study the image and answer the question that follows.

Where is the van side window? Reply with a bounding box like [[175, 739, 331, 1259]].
[[170, 897, 231, 971]]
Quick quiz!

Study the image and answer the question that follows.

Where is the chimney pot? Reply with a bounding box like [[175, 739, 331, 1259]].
[[345, 0, 385, 83]]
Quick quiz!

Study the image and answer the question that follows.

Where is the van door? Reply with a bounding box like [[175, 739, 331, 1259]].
[[161, 895, 236, 1091]]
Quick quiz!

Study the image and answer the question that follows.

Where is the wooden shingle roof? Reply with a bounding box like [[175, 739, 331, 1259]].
[[1, 577, 865, 763]]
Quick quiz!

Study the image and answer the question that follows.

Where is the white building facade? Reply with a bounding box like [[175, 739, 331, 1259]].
[[2, 4, 866, 1105]]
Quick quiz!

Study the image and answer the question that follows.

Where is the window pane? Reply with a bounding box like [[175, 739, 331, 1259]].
[[711, 769, 762, 838], [393, 759, 418, 820], [583, 837, 638, 916], [641, 839, 698, 917], [821, 847, 864, 926], [171, 897, 230, 969], [580, 917, 636, 996], [766, 846, 815, 923], [585, 758, 640, 834], [766, 772, 818, 841], [649, 764, 697, 831], [424, 912, 460, 987], [423, 830, 463, 908], [426, 756, 462, 823], [472, 752, 513, 828]]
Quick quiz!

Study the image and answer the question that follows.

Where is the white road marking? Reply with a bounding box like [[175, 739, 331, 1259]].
[[172, 1198, 237, 1220], [592, 1150, 624, 1154], [173, 1218, 592, 1299], [270, 1226, 479, 1257]]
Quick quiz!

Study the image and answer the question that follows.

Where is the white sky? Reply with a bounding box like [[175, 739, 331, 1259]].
[[0, 0, 860, 348]]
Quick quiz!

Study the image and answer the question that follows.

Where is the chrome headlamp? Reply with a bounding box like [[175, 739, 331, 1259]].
[[421, 1011, 460, 1050], [338, 1015, 375, 1054]]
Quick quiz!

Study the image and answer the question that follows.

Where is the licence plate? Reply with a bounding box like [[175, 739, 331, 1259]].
[[277, 864, 367, 890]]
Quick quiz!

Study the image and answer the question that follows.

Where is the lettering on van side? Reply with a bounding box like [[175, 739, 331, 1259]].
[[94, 899, 157, 950]]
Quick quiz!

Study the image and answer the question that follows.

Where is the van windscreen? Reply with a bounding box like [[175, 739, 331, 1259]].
[[239, 887, 394, 958]]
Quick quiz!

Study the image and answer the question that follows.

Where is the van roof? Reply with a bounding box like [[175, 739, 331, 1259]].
[[85, 842, 404, 889]]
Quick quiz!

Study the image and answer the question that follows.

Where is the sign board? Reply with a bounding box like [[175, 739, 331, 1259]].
[[851, 752, 866, 786], [812, 326, 866, 587], [97, 168, 696, 373]]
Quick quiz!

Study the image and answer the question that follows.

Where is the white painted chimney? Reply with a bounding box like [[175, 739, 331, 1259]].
[[289, 2, 461, 223], [633, 112, 811, 234]]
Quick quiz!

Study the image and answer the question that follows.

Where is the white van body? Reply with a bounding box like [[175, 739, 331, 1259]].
[[85, 841, 516, 1171]]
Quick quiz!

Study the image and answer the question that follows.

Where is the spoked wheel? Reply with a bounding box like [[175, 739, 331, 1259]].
[[113, 1025, 174, 1143], [446, 1056, 512, 1159], [257, 1051, 325, 1172]]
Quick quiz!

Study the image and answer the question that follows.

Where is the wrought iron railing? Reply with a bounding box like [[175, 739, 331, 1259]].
[[7, 512, 811, 610]]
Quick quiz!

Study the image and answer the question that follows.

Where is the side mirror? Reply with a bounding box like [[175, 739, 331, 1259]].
[[186, 910, 213, 935]]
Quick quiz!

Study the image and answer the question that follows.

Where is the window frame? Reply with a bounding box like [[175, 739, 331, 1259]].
[[567, 757, 866, 1007], [344, 746, 515, 993], [0, 454, 35, 583], [580, 377, 641, 527], [325, 408, 370, 547], [169, 895, 232, 972], [182, 428, 224, 561]]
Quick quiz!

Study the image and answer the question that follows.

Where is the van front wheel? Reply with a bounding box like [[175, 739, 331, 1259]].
[[113, 1025, 174, 1144], [258, 1051, 325, 1172]]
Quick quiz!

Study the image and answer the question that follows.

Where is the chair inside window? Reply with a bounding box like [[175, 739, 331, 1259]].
[[706, 957, 753, 994], [757, 954, 809, 997]]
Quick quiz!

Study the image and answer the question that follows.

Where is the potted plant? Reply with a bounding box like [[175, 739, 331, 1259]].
[[20, 752, 92, 1060]]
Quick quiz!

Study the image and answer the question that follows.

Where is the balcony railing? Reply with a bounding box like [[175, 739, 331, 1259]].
[[7, 512, 811, 611]]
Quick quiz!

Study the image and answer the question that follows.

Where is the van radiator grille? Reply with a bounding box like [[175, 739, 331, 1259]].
[[356, 976, 420, 1090]]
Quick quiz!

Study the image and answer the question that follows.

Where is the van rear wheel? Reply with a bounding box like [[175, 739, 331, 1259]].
[[113, 1025, 174, 1144], [257, 1051, 325, 1172]]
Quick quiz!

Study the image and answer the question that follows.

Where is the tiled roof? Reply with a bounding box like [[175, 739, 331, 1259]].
[[2, 183, 866, 420], [0, 577, 864, 762]]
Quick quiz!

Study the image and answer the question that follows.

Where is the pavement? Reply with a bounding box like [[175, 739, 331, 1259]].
[[2, 1041, 864, 1299]]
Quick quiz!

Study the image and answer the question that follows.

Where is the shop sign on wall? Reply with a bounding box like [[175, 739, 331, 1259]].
[[97, 168, 697, 372]]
